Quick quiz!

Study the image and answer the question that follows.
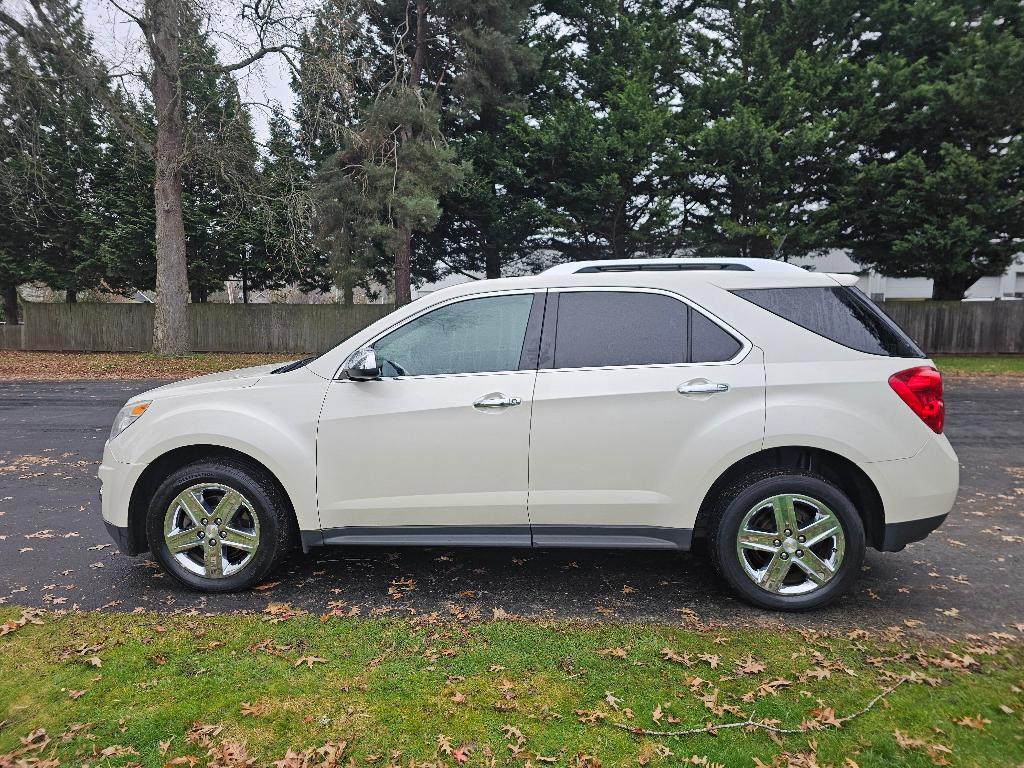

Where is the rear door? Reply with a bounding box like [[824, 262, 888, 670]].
[[527, 287, 766, 548]]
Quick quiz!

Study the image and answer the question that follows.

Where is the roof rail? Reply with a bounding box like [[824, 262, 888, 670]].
[[541, 258, 807, 275]]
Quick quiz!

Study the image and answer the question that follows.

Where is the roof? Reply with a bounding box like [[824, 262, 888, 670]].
[[410, 265, 850, 307], [541, 257, 808, 275]]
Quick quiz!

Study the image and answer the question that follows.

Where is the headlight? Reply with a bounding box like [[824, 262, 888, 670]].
[[110, 401, 152, 441]]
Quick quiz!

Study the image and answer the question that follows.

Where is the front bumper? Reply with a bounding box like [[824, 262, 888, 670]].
[[98, 440, 149, 555], [103, 520, 139, 555]]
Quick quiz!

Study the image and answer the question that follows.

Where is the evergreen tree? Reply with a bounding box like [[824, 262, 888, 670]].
[[839, 0, 1024, 299], [0, 2, 109, 303], [416, 0, 541, 279], [89, 99, 157, 293], [245, 111, 331, 302], [509, 0, 698, 262], [682, 0, 862, 260], [315, 87, 464, 303], [178, 20, 261, 302], [311, 1, 482, 304]]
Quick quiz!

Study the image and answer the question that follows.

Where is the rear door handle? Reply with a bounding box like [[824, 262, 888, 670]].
[[677, 381, 729, 395], [473, 393, 522, 409]]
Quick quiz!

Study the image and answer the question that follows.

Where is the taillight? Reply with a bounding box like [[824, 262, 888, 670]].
[[888, 366, 944, 433]]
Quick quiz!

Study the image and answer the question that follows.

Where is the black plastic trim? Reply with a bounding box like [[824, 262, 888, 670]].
[[532, 525, 692, 550], [315, 525, 532, 548], [573, 263, 752, 273], [104, 520, 144, 556], [302, 524, 693, 551], [537, 291, 559, 370], [518, 292, 547, 371], [880, 513, 948, 552]]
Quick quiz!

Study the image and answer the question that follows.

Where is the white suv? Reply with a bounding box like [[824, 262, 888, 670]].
[[99, 259, 958, 610]]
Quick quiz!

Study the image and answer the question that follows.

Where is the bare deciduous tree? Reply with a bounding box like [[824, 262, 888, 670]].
[[0, 0, 304, 353]]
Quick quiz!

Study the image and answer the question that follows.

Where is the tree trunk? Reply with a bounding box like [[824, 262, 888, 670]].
[[65, 289, 77, 304], [395, 230, 413, 306], [932, 271, 976, 301], [149, 0, 190, 355], [342, 278, 355, 305], [485, 248, 501, 279], [1, 283, 18, 324], [388, 0, 426, 308]]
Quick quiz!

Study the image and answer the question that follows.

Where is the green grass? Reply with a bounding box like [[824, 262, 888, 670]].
[[1, 610, 1022, 767], [933, 355, 1024, 377]]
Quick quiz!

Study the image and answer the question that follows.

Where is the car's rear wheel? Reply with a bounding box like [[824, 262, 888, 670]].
[[709, 469, 865, 611], [146, 459, 293, 592]]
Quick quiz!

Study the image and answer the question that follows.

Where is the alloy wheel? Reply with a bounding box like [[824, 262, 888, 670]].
[[163, 483, 260, 579], [735, 493, 846, 596]]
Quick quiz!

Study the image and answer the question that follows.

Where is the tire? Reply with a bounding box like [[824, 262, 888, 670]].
[[146, 458, 294, 592], [708, 469, 865, 611]]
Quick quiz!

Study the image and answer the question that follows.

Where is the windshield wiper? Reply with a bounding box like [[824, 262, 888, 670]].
[[272, 356, 316, 374]]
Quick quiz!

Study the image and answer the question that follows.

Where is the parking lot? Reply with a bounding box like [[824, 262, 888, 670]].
[[0, 377, 1021, 631]]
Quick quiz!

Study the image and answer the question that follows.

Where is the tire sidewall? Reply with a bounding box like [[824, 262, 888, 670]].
[[713, 473, 865, 611], [147, 462, 281, 592]]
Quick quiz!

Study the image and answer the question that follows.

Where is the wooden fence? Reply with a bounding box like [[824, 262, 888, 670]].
[[878, 300, 1024, 355], [7, 302, 394, 354], [0, 324, 23, 350], [0, 299, 1021, 355]]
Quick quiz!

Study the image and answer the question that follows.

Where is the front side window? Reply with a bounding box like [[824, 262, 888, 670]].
[[552, 291, 690, 368], [373, 294, 534, 376], [733, 286, 924, 357]]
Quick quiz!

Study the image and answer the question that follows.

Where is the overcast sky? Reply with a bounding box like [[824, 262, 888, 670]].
[[80, 0, 298, 144]]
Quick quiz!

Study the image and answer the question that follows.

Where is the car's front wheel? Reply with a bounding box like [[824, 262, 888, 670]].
[[709, 470, 865, 611], [146, 459, 293, 592]]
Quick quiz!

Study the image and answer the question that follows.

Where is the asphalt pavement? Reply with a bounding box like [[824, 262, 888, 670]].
[[1, 376, 1022, 632]]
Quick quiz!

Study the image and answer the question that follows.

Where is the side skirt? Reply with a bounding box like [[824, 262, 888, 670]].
[[301, 525, 692, 552]]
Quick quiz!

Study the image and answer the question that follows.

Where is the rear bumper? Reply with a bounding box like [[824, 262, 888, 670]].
[[880, 512, 947, 552], [864, 434, 958, 550]]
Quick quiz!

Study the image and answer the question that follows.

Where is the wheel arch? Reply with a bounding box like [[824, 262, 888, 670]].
[[694, 446, 886, 551], [124, 445, 299, 556]]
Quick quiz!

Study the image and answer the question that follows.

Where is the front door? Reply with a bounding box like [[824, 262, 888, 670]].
[[316, 291, 542, 545], [527, 288, 766, 548]]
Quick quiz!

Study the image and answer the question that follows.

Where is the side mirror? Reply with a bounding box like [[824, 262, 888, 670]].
[[341, 347, 380, 381]]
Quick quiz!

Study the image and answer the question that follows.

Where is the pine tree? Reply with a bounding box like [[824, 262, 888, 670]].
[[178, 20, 261, 302], [244, 111, 331, 302], [0, 2, 108, 303], [838, 0, 1024, 299], [683, 0, 861, 260], [416, 0, 541, 279], [311, 1, 482, 304], [510, 0, 698, 262]]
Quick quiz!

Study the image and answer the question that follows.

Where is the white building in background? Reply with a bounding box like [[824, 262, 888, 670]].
[[414, 249, 1024, 302], [788, 249, 1024, 301]]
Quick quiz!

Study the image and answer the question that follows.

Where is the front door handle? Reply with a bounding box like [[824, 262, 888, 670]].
[[677, 381, 729, 395], [473, 393, 522, 410]]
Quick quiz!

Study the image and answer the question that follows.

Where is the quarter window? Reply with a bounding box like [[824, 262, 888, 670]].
[[691, 310, 743, 362], [552, 291, 689, 368], [373, 294, 535, 376], [733, 286, 924, 357]]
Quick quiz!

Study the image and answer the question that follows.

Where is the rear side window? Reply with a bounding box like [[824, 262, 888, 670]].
[[733, 287, 924, 357], [549, 291, 744, 368], [553, 292, 688, 368]]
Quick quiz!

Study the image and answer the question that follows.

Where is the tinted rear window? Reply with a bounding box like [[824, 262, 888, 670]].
[[733, 287, 924, 357], [553, 292, 688, 368], [549, 291, 744, 368]]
